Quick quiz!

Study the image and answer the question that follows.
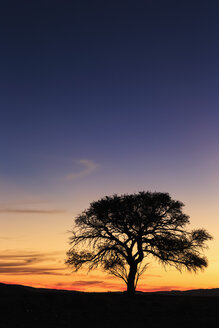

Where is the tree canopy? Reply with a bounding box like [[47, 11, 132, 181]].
[[66, 191, 212, 295]]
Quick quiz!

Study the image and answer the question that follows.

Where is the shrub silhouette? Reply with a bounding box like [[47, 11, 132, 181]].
[[66, 191, 212, 295]]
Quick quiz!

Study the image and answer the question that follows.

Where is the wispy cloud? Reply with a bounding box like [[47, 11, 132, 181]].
[[64, 159, 99, 180], [0, 267, 67, 275], [0, 209, 65, 214], [0, 235, 26, 242], [71, 280, 104, 286], [55, 280, 122, 291], [0, 251, 67, 276], [138, 285, 186, 292], [0, 236, 13, 240]]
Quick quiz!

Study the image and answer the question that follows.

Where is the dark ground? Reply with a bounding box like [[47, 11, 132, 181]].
[[0, 283, 219, 328]]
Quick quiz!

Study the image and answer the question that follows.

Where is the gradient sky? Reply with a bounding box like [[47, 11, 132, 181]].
[[0, 0, 219, 292]]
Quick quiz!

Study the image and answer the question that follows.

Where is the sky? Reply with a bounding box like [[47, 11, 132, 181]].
[[0, 0, 219, 292]]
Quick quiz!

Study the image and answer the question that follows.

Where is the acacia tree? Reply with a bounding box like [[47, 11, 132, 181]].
[[66, 191, 212, 295]]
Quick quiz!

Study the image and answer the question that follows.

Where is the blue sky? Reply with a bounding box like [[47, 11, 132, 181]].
[[1, 0, 219, 214], [1, 1, 219, 173]]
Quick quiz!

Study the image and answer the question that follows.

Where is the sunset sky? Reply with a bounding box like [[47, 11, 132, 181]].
[[0, 0, 219, 292]]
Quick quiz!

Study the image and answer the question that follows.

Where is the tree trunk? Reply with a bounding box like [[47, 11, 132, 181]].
[[126, 264, 137, 296]]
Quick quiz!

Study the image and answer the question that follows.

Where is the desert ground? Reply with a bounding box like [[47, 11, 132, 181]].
[[0, 283, 218, 327]]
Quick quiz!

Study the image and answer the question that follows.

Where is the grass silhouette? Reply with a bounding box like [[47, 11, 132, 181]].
[[0, 283, 218, 327]]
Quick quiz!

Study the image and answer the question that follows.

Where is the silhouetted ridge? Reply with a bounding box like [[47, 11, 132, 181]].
[[153, 288, 219, 297], [0, 283, 218, 328]]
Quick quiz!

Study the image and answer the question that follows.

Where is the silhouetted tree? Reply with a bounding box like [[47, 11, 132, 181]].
[[66, 191, 212, 295]]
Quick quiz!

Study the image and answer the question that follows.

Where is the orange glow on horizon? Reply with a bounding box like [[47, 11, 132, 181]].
[[0, 190, 218, 293]]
